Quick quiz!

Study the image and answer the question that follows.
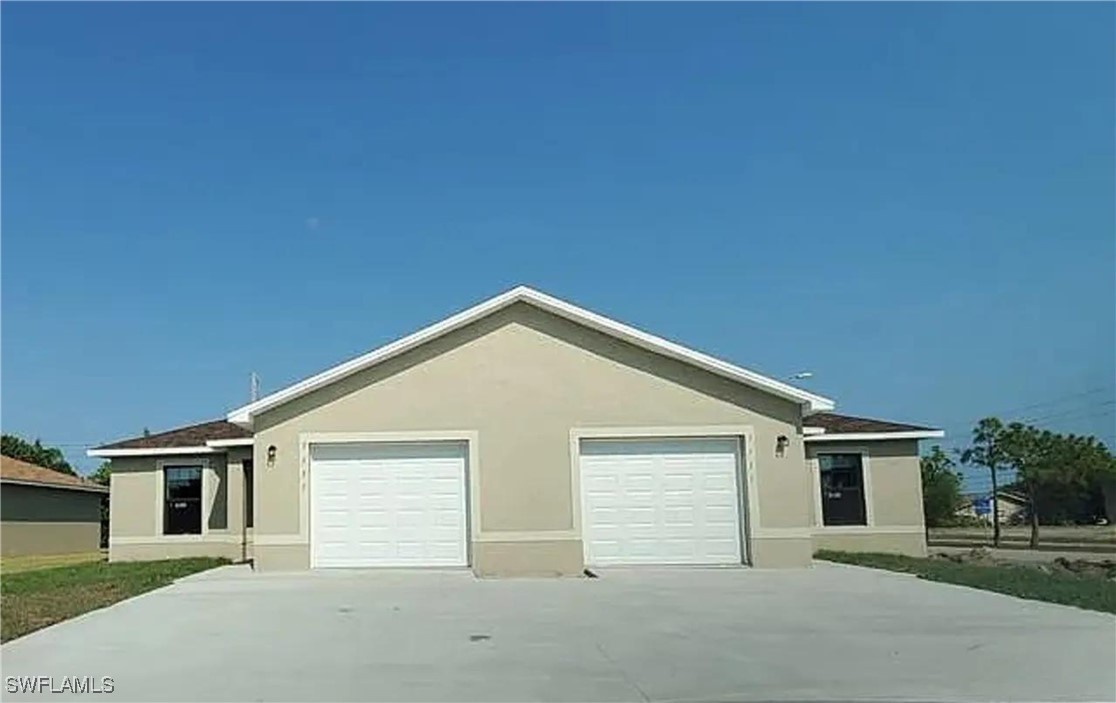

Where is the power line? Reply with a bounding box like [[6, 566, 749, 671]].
[[938, 388, 1116, 435], [1020, 402, 1116, 426]]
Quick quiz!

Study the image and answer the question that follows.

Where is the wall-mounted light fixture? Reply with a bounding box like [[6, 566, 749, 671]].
[[775, 435, 789, 457], [267, 445, 277, 468]]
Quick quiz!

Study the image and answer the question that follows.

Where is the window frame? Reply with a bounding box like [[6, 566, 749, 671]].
[[812, 448, 875, 529], [156, 458, 210, 539]]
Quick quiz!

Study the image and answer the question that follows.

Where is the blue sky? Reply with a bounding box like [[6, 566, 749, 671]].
[[3, 3, 1113, 485]]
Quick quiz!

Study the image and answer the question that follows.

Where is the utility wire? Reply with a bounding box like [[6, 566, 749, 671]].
[[938, 389, 1116, 436]]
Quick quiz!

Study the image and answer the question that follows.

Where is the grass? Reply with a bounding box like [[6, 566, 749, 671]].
[[816, 550, 1116, 614], [1, 557, 228, 642], [0, 551, 106, 575]]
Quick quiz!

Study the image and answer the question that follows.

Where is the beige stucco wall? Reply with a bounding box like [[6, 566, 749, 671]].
[[806, 439, 926, 557], [811, 531, 925, 555], [253, 302, 814, 574], [0, 483, 104, 556], [107, 448, 251, 562]]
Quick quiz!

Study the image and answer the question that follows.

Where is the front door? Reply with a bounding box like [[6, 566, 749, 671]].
[[819, 453, 867, 526]]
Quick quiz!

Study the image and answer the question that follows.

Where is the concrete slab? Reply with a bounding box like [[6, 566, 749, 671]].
[[2, 562, 1113, 702]]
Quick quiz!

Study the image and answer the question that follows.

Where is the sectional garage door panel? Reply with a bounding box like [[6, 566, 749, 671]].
[[579, 438, 743, 566], [310, 442, 468, 568]]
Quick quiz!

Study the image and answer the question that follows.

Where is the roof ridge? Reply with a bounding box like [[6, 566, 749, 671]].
[[227, 285, 835, 425]]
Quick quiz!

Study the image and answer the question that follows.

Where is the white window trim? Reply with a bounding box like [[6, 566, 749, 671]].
[[156, 458, 211, 540], [812, 446, 874, 529], [568, 425, 757, 566]]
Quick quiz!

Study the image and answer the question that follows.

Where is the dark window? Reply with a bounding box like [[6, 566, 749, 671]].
[[164, 466, 202, 535], [818, 454, 867, 526], [243, 459, 254, 529]]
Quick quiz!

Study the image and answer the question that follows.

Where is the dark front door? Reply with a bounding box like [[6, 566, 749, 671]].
[[164, 466, 202, 534], [819, 454, 867, 526], [243, 459, 254, 528]]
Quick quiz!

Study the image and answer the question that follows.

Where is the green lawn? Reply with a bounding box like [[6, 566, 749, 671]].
[[0, 551, 106, 575], [1, 558, 228, 642], [816, 550, 1116, 614]]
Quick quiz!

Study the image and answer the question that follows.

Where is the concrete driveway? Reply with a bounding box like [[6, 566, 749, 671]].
[[3, 562, 1113, 702]]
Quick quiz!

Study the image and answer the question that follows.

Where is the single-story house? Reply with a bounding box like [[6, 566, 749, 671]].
[[957, 490, 1029, 524], [1, 455, 109, 556], [89, 286, 943, 575]]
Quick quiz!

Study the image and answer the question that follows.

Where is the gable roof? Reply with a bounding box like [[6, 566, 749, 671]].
[[88, 419, 253, 457], [804, 412, 943, 442], [227, 286, 835, 426], [1, 456, 108, 493]]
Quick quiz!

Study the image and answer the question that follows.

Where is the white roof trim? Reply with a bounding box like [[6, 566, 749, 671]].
[[227, 286, 835, 426], [206, 438, 254, 448], [803, 426, 827, 436], [805, 430, 944, 442], [87, 446, 220, 458]]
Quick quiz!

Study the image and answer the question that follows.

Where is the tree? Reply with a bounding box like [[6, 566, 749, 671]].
[[90, 461, 112, 486], [1001, 424, 1116, 548], [960, 417, 1008, 546], [89, 461, 112, 549], [921, 445, 964, 528], [0, 434, 76, 475]]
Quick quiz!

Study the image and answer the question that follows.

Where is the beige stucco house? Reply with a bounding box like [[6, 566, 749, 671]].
[[90, 286, 942, 575], [1, 456, 108, 556]]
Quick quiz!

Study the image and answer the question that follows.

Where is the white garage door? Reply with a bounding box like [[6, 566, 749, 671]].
[[310, 441, 468, 568], [579, 438, 744, 566]]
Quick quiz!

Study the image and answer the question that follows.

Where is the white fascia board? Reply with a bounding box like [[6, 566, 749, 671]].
[[228, 286, 835, 426], [803, 426, 827, 436], [206, 438, 254, 448], [804, 430, 945, 442], [87, 446, 220, 458]]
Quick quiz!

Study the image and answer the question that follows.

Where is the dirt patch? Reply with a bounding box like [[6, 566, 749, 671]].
[[933, 547, 997, 564], [931, 548, 1116, 580], [1049, 557, 1116, 580]]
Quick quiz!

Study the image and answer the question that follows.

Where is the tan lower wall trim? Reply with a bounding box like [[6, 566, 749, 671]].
[[110, 534, 243, 546], [752, 529, 813, 539], [812, 525, 923, 535], [474, 531, 579, 542], [253, 534, 309, 546]]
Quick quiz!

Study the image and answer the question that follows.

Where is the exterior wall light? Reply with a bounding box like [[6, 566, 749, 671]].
[[775, 435, 789, 457], [267, 445, 277, 468]]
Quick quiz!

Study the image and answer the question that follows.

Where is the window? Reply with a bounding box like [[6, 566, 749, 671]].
[[818, 453, 867, 526], [164, 465, 203, 535], [243, 459, 254, 529]]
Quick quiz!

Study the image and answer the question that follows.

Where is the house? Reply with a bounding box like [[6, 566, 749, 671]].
[[957, 490, 1029, 524], [1, 455, 109, 556], [89, 286, 943, 575]]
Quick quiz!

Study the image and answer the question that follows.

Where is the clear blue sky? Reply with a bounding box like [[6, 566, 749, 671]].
[[3, 3, 1113, 486]]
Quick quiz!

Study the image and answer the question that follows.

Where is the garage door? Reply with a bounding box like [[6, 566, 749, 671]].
[[579, 438, 743, 566], [310, 441, 468, 568]]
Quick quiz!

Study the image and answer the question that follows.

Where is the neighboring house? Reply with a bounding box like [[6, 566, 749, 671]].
[[1, 456, 108, 556], [89, 286, 942, 575], [957, 491, 1029, 524]]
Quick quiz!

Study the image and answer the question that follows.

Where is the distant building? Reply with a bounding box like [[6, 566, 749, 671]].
[[957, 491, 1028, 524], [1, 456, 108, 556]]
